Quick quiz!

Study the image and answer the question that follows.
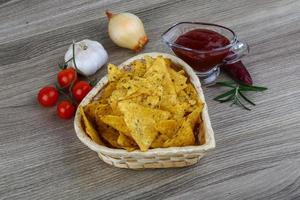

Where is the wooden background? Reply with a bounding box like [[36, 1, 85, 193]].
[[1, 0, 300, 199]]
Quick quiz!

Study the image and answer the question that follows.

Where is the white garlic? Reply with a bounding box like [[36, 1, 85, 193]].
[[64, 39, 108, 76]]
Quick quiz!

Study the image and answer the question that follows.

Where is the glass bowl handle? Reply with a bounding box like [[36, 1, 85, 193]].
[[223, 40, 249, 64]]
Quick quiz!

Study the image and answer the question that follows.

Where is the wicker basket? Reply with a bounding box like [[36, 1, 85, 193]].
[[74, 52, 215, 169]]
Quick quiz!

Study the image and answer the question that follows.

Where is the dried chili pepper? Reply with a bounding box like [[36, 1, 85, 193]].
[[221, 61, 253, 85]]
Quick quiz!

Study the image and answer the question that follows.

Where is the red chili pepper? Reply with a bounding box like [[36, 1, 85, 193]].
[[221, 61, 253, 85]]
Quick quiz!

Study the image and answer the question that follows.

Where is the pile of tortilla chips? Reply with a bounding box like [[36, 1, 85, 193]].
[[80, 56, 204, 151]]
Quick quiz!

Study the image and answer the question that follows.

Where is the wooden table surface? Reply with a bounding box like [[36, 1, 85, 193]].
[[1, 0, 300, 199]]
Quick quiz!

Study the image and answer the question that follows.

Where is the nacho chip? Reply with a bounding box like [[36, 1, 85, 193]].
[[185, 83, 199, 103], [98, 82, 117, 103], [117, 75, 163, 98], [119, 101, 171, 151], [155, 119, 181, 137], [80, 107, 103, 145], [163, 102, 189, 120], [117, 76, 143, 97], [144, 57, 178, 108], [144, 95, 160, 108], [144, 55, 154, 69], [108, 63, 131, 82], [151, 133, 169, 148], [178, 70, 186, 76], [141, 76, 164, 97], [99, 115, 131, 137], [123, 95, 159, 108], [178, 83, 202, 112], [163, 120, 195, 147], [146, 57, 176, 95], [131, 60, 146, 77], [187, 103, 204, 128], [163, 58, 172, 67], [168, 68, 187, 93], [101, 127, 121, 148], [109, 89, 127, 115], [117, 133, 137, 151], [94, 104, 112, 132], [162, 104, 203, 147], [94, 104, 112, 115], [151, 119, 181, 148], [83, 101, 103, 122]]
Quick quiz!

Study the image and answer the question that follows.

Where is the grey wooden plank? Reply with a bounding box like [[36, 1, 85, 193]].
[[0, 0, 300, 199]]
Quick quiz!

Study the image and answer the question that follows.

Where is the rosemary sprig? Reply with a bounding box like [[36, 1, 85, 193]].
[[214, 81, 268, 111]]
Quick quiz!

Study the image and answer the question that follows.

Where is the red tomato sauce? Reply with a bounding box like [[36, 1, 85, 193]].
[[173, 29, 230, 72]]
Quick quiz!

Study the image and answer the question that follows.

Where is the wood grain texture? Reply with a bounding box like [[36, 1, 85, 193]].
[[0, 0, 300, 199]]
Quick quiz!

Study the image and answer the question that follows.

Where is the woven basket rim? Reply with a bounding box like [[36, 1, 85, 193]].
[[74, 52, 215, 157]]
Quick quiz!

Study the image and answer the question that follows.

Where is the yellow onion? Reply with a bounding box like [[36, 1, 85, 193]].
[[106, 11, 148, 52]]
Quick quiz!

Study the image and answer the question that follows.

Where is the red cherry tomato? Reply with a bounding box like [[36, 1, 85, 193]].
[[72, 81, 92, 102], [37, 86, 59, 107], [57, 100, 75, 119], [57, 68, 77, 88]]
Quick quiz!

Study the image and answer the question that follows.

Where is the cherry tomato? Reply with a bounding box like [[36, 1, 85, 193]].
[[37, 86, 59, 107], [57, 100, 75, 119], [57, 68, 77, 88], [72, 81, 92, 102]]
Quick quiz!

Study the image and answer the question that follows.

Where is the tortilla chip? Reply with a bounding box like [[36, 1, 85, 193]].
[[178, 83, 203, 112], [163, 102, 189, 120], [117, 133, 137, 151], [101, 127, 121, 148], [108, 63, 131, 82], [147, 57, 176, 94], [187, 103, 204, 128], [164, 58, 172, 67], [80, 107, 103, 145], [119, 101, 171, 151], [145, 57, 178, 108], [117, 76, 142, 97], [144, 55, 154, 69], [99, 115, 131, 137], [178, 70, 186, 76], [142, 76, 164, 97], [151, 119, 181, 148], [143, 95, 160, 108], [168, 68, 187, 93], [94, 104, 112, 132], [162, 104, 203, 147], [117, 75, 163, 99], [155, 119, 180, 137], [109, 89, 127, 115], [98, 82, 117, 103], [131, 60, 146, 77], [163, 120, 195, 147], [83, 101, 103, 122], [151, 133, 169, 148], [185, 83, 199, 102]]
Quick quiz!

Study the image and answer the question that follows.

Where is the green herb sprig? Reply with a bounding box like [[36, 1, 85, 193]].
[[214, 81, 268, 111]]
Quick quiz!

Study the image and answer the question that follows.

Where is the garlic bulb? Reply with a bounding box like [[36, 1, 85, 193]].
[[106, 11, 148, 52], [64, 39, 108, 76]]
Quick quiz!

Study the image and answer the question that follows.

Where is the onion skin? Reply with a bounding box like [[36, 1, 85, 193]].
[[134, 35, 149, 52], [106, 10, 148, 52], [106, 11, 114, 19]]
